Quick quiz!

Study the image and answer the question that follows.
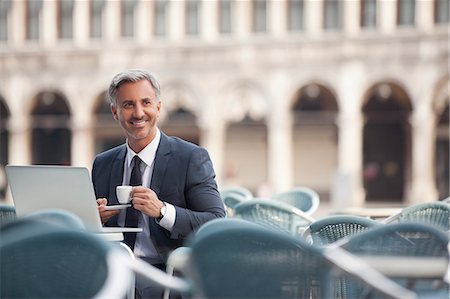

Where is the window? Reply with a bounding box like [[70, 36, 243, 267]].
[[58, 0, 74, 39], [324, 0, 342, 30], [219, 0, 233, 34], [26, 0, 42, 40], [0, 0, 12, 41], [435, 0, 449, 24], [121, 0, 137, 37], [186, 0, 201, 36], [253, 0, 267, 33], [90, 0, 104, 38], [361, 0, 377, 28], [397, 0, 415, 26], [288, 0, 304, 31], [154, 0, 167, 36]]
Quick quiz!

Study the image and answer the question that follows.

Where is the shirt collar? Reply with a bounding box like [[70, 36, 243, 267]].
[[126, 128, 161, 168]]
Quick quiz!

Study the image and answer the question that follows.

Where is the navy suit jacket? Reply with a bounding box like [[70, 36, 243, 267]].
[[92, 132, 225, 260]]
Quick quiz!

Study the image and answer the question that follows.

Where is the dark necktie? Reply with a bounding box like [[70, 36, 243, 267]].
[[124, 155, 143, 249]]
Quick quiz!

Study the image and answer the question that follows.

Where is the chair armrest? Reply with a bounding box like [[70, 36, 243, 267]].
[[122, 252, 191, 294], [323, 247, 417, 299]]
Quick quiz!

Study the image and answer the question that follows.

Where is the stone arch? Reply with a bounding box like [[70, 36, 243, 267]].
[[30, 90, 72, 165], [160, 81, 201, 145], [290, 82, 339, 200], [92, 90, 124, 153], [222, 80, 268, 123], [362, 81, 413, 202], [221, 79, 269, 194]]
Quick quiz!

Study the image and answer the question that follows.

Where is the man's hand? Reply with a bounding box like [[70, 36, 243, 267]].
[[131, 186, 164, 218], [97, 198, 120, 224]]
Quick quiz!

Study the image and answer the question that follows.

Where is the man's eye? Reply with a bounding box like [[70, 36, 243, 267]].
[[143, 99, 151, 105], [123, 102, 133, 108]]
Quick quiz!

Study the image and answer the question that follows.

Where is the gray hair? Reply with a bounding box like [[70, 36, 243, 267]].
[[108, 69, 161, 105]]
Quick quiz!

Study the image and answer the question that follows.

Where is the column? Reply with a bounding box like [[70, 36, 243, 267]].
[[41, 0, 57, 46], [332, 63, 366, 209], [343, 0, 360, 35], [409, 106, 439, 203], [416, 0, 434, 32], [235, 0, 251, 39], [104, 0, 120, 42], [378, 0, 396, 34], [304, 0, 323, 35], [73, 0, 89, 46], [267, 107, 292, 194], [9, 0, 25, 45], [201, 121, 226, 187], [268, 0, 286, 37], [202, 0, 219, 42], [168, 0, 185, 41], [136, 0, 152, 44], [197, 99, 226, 187], [333, 112, 365, 209], [71, 105, 95, 168]]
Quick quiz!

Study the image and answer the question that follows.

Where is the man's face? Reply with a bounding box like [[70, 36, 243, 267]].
[[111, 79, 161, 152]]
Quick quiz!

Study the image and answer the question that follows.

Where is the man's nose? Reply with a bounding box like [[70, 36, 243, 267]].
[[133, 103, 144, 118]]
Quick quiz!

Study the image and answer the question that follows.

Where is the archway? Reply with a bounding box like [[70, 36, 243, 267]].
[[291, 83, 338, 201], [362, 83, 412, 202], [160, 107, 200, 145], [224, 116, 268, 194], [93, 91, 124, 154], [222, 82, 268, 194], [31, 91, 72, 165]]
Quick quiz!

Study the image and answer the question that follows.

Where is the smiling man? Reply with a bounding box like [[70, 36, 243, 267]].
[[92, 69, 225, 298]]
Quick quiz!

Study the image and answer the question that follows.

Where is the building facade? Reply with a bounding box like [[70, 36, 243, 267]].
[[0, 0, 449, 212]]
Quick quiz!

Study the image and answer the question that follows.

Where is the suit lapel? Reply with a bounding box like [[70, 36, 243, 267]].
[[151, 132, 171, 197], [109, 145, 127, 204]]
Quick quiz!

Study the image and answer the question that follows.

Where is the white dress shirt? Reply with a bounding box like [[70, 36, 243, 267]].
[[118, 129, 176, 261]]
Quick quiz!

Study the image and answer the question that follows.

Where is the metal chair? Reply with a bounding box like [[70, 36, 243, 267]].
[[0, 218, 189, 299], [220, 186, 253, 216], [0, 203, 16, 227], [0, 219, 131, 298], [182, 218, 416, 299], [338, 223, 449, 298], [272, 186, 320, 215], [233, 197, 315, 236], [383, 201, 450, 231], [23, 208, 86, 230], [303, 215, 382, 246]]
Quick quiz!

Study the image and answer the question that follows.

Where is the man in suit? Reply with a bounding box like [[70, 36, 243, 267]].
[[93, 69, 225, 298]]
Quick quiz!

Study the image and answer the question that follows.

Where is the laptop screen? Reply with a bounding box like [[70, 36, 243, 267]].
[[5, 165, 103, 231]]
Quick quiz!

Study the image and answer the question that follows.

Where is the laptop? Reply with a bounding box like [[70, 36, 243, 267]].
[[5, 165, 142, 235]]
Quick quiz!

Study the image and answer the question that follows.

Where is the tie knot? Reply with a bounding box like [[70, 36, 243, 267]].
[[132, 155, 143, 168]]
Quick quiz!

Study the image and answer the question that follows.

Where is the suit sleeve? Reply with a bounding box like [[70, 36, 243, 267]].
[[170, 147, 225, 239]]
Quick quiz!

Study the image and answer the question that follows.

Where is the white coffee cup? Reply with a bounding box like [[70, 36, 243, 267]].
[[116, 185, 133, 204]]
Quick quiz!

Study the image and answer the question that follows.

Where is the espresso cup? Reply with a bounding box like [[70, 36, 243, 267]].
[[116, 185, 133, 204]]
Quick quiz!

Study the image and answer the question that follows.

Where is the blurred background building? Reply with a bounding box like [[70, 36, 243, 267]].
[[0, 0, 448, 212]]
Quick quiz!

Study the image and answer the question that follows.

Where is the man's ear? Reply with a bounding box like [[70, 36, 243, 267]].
[[111, 104, 118, 120]]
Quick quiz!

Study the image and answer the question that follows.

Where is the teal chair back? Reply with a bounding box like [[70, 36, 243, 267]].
[[233, 198, 314, 236], [306, 215, 381, 246], [340, 223, 449, 298], [0, 218, 129, 299], [24, 209, 86, 230], [384, 202, 449, 231], [0, 204, 16, 227], [187, 218, 330, 299], [220, 186, 253, 216], [272, 187, 320, 215]]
